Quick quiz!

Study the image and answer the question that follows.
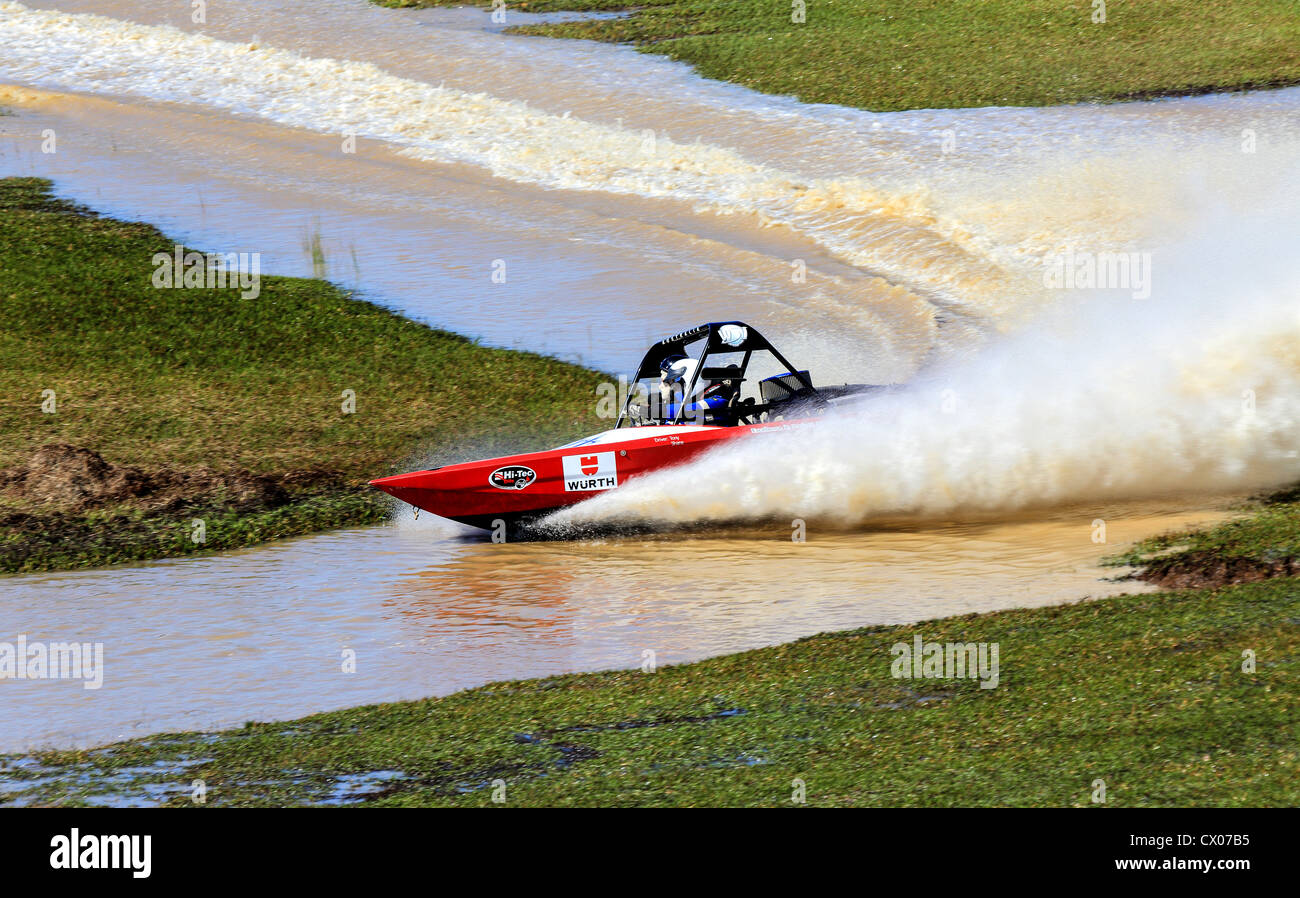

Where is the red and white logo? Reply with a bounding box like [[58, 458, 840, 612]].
[[562, 452, 618, 492], [488, 465, 537, 490]]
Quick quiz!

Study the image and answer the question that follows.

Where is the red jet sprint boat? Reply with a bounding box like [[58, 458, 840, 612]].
[[370, 321, 876, 532]]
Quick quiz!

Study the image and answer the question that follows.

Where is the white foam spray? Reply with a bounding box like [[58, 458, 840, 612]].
[[549, 197, 1300, 528]]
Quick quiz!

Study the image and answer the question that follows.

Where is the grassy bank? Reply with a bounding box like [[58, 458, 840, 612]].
[[378, 0, 1300, 111], [3, 575, 1296, 806], [1108, 486, 1300, 589], [0, 177, 605, 572]]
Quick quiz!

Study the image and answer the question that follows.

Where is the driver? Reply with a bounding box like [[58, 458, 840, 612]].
[[659, 355, 738, 422]]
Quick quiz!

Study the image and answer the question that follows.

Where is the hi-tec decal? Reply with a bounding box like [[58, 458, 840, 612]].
[[488, 465, 537, 490], [562, 452, 618, 492]]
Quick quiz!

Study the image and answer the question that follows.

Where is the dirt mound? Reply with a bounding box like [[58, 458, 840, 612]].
[[1, 444, 335, 512], [6, 444, 149, 506], [1136, 554, 1300, 589]]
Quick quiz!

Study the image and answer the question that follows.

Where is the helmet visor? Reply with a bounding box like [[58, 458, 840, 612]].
[[659, 355, 690, 385]]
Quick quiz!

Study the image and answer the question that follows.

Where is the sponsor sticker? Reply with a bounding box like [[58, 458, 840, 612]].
[[488, 465, 537, 490], [562, 452, 618, 492]]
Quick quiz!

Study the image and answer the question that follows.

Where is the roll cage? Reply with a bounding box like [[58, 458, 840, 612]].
[[616, 321, 823, 428]]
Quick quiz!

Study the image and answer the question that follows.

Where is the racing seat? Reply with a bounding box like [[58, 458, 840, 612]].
[[698, 364, 744, 425]]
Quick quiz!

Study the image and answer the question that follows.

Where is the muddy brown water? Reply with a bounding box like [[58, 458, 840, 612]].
[[0, 0, 1297, 752], [0, 501, 1234, 751]]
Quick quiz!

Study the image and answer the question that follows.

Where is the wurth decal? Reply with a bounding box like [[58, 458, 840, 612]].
[[562, 452, 618, 492]]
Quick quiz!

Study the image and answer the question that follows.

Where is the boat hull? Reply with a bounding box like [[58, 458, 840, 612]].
[[370, 421, 799, 529]]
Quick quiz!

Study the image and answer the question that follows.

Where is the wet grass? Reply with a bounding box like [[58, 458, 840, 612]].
[[377, 0, 1300, 112], [0, 489, 385, 574], [0, 177, 606, 571], [1107, 487, 1300, 588], [5, 576, 1296, 806]]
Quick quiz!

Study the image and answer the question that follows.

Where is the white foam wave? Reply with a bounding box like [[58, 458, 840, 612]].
[[0, 1, 1004, 308]]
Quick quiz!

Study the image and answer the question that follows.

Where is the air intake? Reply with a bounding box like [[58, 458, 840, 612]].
[[760, 371, 814, 404]]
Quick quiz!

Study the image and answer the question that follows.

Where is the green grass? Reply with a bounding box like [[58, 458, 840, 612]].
[[5, 576, 1296, 806], [0, 178, 607, 571], [378, 0, 1300, 111]]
